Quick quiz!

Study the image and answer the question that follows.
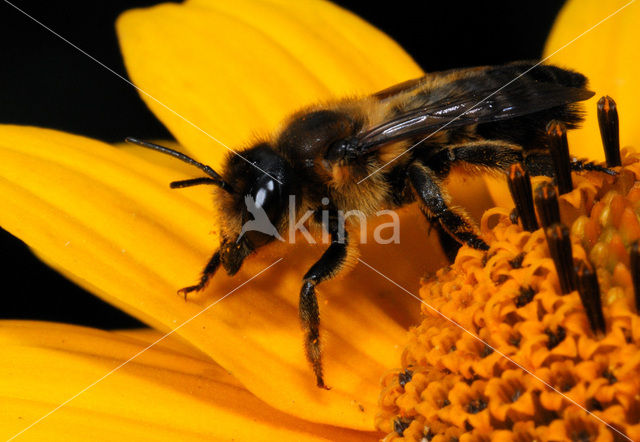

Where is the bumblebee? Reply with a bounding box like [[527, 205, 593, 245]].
[[128, 61, 610, 388]]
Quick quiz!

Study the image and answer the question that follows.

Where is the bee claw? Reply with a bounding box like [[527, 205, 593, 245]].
[[316, 377, 331, 390], [177, 285, 199, 301], [466, 236, 490, 251]]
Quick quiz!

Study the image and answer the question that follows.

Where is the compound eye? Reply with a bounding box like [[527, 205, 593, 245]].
[[252, 177, 281, 221], [241, 177, 285, 248]]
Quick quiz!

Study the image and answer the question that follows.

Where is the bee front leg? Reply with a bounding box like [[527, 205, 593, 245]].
[[178, 250, 221, 299], [408, 161, 489, 251], [300, 212, 353, 389]]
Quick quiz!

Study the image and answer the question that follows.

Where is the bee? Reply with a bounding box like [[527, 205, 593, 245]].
[[127, 61, 611, 389]]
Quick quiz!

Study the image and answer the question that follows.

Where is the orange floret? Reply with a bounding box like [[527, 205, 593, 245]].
[[377, 149, 640, 441]]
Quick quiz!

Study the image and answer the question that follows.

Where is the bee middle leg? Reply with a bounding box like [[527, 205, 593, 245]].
[[422, 209, 464, 262], [408, 161, 489, 251]]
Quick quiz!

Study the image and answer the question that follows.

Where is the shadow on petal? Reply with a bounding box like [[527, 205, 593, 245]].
[[0, 321, 379, 441]]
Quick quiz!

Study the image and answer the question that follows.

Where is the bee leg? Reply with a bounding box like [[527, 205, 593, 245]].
[[408, 161, 489, 251], [426, 141, 523, 176], [567, 159, 616, 175], [421, 207, 462, 262], [177, 250, 221, 300], [522, 150, 616, 177], [428, 141, 614, 178], [300, 212, 352, 389]]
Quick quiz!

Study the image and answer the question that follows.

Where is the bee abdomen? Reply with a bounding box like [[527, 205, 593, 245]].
[[467, 62, 590, 150], [484, 61, 587, 89]]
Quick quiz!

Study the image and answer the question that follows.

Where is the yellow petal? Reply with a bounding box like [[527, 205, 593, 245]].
[[116, 0, 423, 162], [544, 0, 640, 161], [0, 125, 439, 430], [0, 321, 378, 441]]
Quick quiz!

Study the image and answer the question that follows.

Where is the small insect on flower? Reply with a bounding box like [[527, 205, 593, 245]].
[[127, 61, 614, 389]]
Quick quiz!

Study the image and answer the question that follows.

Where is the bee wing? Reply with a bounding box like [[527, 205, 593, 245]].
[[372, 76, 425, 100], [357, 80, 594, 152], [371, 66, 482, 100]]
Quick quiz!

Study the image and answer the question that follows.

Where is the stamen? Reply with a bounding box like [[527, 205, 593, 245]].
[[398, 369, 413, 387], [515, 286, 536, 308], [466, 398, 487, 414], [393, 417, 412, 436], [507, 163, 539, 232], [545, 223, 574, 294], [545, 326, 566, 350], [630, 241, 640, 313], [597, 96, 621, 167], [546, 120, 573, 194], [574, 260, 606, 334], [534, 181, 561, 229]]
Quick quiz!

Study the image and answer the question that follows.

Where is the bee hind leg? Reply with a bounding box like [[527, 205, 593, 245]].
[[177, 250, 221, 300], [522, 150, 616, 177], [426, 141, 523, 176], [427, 141, 614, 178], [408, 161, 489, 253]]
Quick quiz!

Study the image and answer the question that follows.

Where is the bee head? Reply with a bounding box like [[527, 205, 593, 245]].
[[218, 143, 296, 275], [124, 138, 296, 277]]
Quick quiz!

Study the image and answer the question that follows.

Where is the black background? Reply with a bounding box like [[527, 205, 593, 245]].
[[0, 0, 565, 329]]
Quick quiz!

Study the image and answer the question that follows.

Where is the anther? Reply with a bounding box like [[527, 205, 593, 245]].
[[393, 417, 413, 436], [535, 181, 561, 229], [574, 260, 606, 334], [508, 163, 538, 232], [546, 120, 573, 194], [398, 369, 413, 387], [545, 223, 574, 294], [597, 96, 621, 167], [545, 326, 566, 350], [630, 241, 640, 313]]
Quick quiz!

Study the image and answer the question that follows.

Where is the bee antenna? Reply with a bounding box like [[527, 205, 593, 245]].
[[125, 137, 234, 194]]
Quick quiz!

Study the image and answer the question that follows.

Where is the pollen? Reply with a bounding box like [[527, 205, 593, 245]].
[[377, 112, 640, 440]]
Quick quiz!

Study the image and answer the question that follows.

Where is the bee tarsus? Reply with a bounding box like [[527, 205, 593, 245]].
[[177, 250, 222, 300]]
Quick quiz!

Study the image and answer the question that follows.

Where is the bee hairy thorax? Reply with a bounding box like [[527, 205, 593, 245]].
[[275, 100, 417, 215]]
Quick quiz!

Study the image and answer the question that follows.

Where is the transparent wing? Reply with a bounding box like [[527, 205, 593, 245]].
[[358, 78, 593, 152]]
